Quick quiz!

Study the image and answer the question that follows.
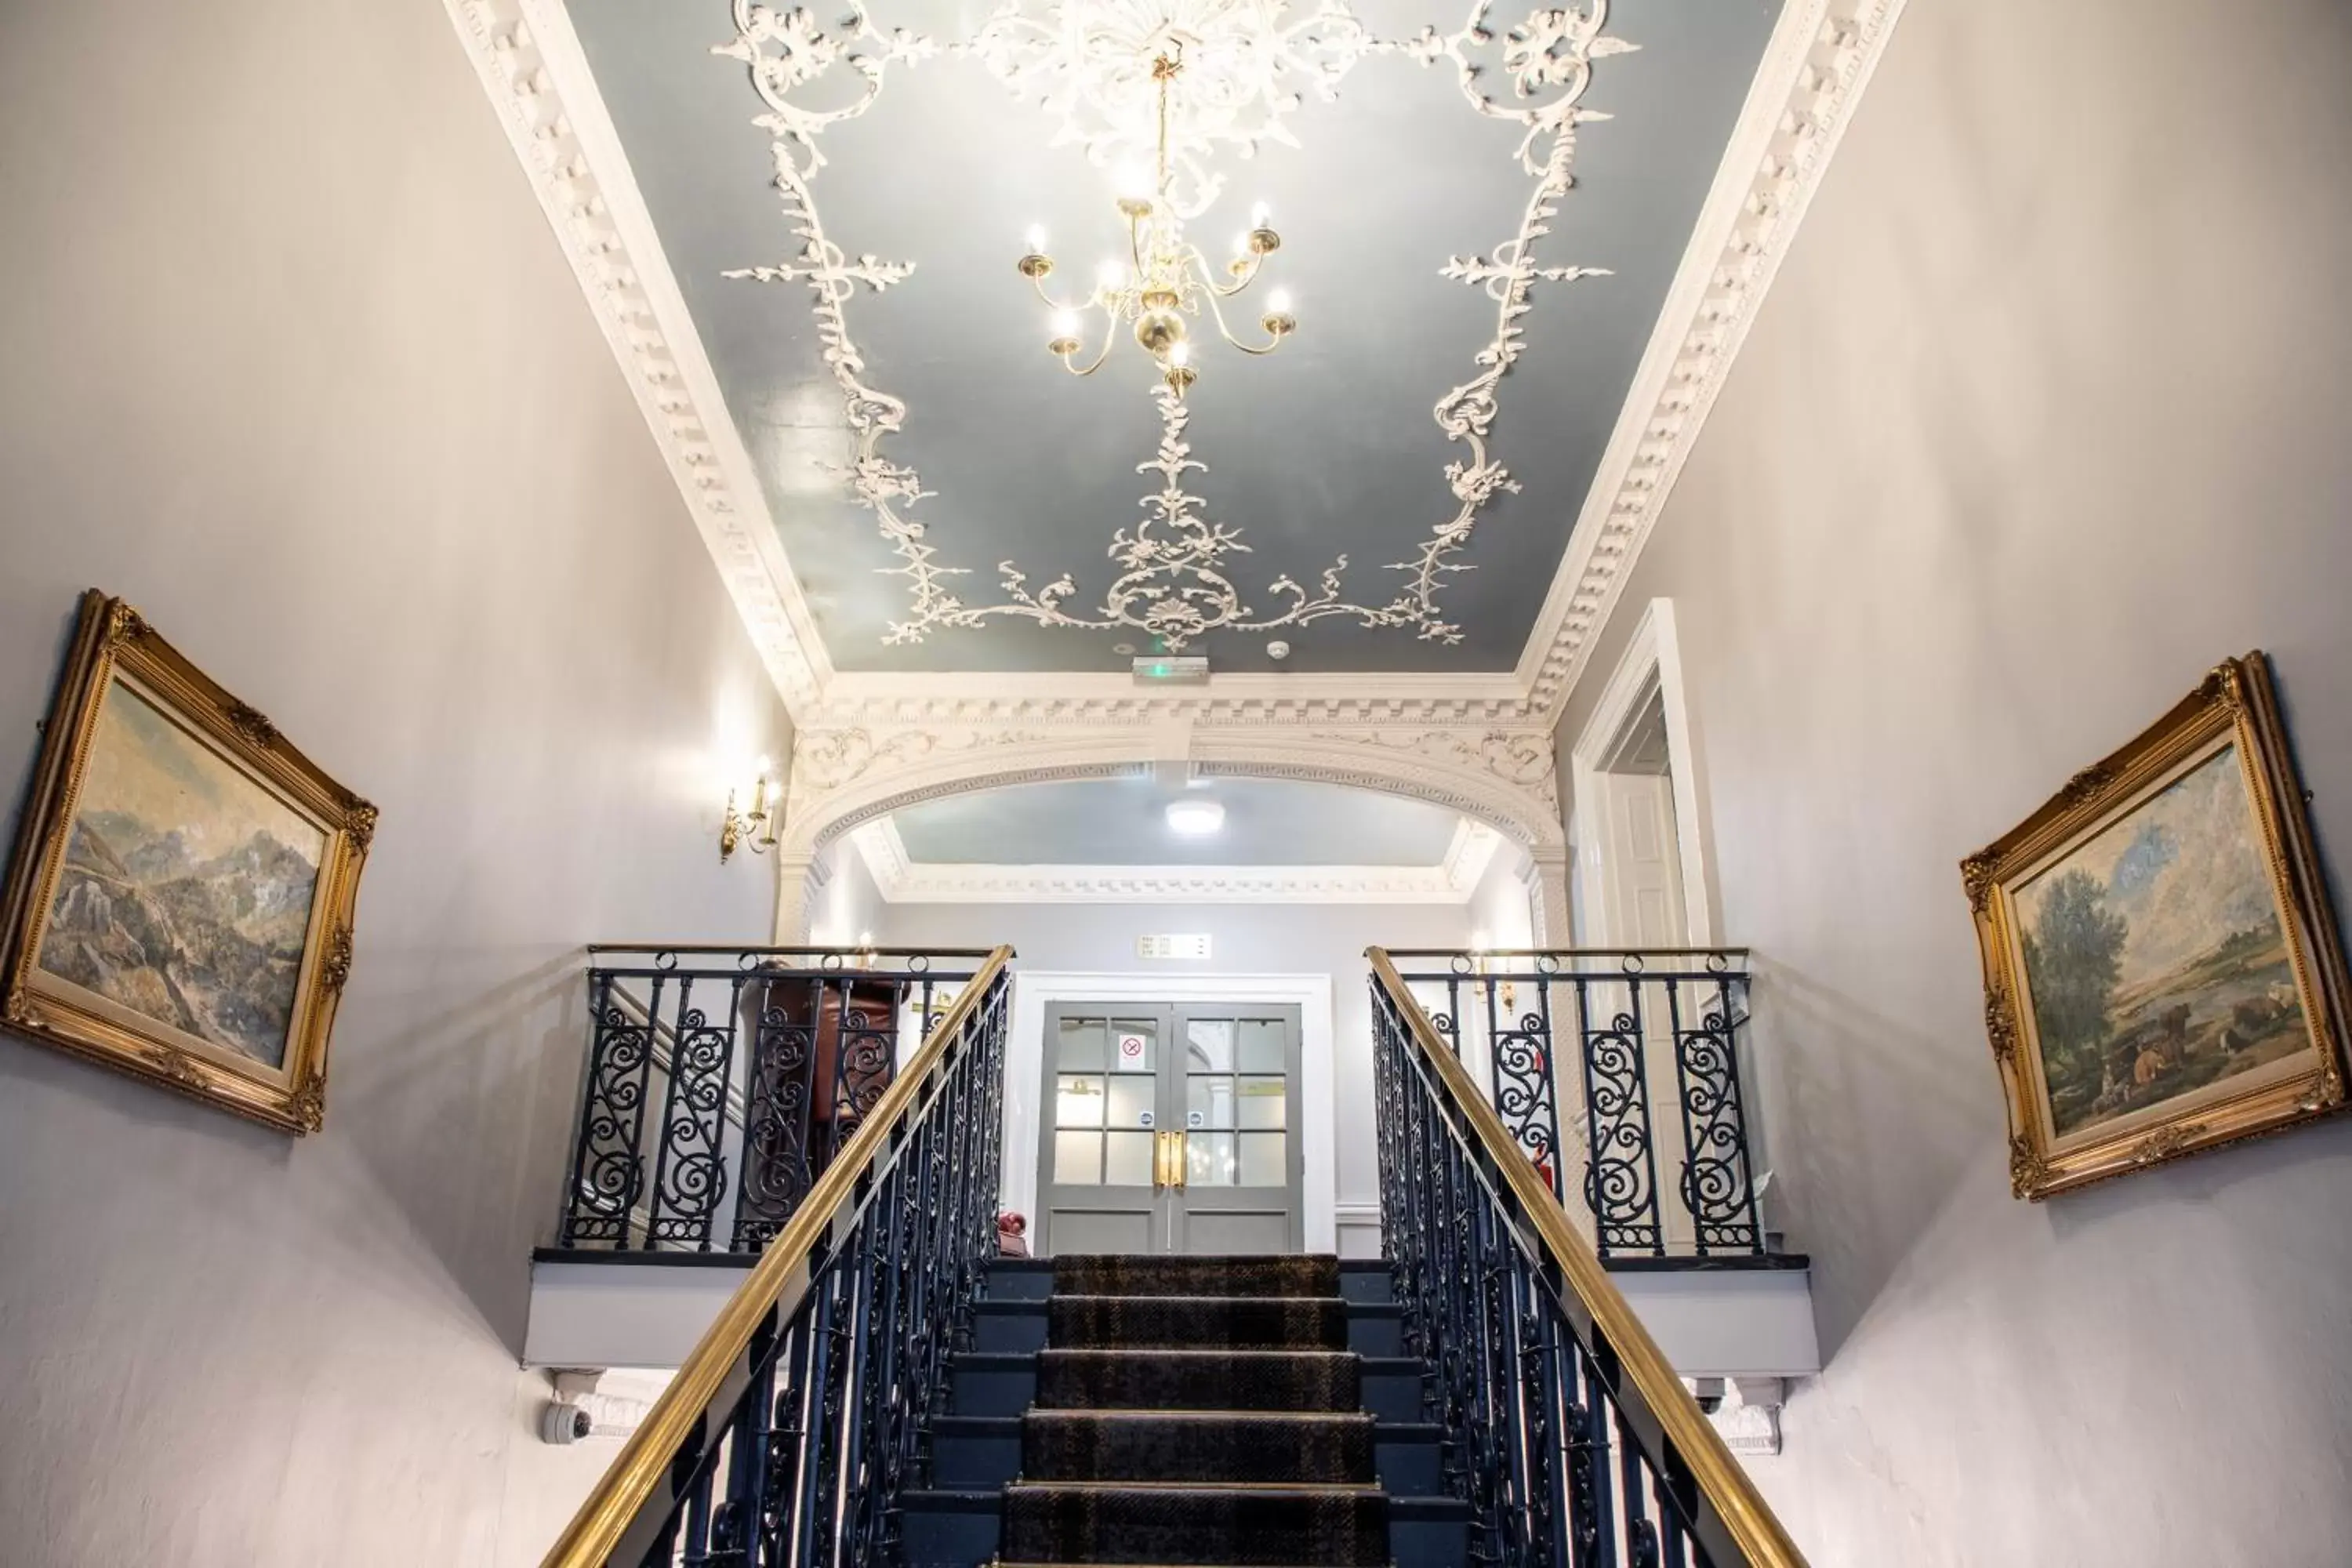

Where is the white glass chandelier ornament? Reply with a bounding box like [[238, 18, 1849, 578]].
[[1015, 49, 1295, 397]]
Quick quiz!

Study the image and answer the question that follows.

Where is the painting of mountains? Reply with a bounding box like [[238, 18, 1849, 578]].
[[34, 678, 325, 1070], [2016, 742, 2312, 1141]]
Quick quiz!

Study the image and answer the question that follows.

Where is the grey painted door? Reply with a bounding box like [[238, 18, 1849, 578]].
[[1037, 1002, 1303, 1255]]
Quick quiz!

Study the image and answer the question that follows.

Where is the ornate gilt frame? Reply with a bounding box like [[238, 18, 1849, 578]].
[[0, 591, 375, 1134], [1963, 653, 2350, 1200]]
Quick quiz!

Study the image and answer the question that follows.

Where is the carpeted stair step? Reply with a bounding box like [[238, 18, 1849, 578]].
[[1052, 1254, 1341, 1300], [1048, 1294, 1347, 1350], [1036, 1348, 1359, 1412], [1023, 1409, 1375, 1484], [1000, 1481, 1388, 1566]]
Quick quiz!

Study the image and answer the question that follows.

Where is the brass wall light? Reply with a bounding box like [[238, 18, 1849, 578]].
[[720, 762, 779, 863]]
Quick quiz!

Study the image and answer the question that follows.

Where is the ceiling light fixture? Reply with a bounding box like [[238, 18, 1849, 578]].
[[1018, 49, 1295, 398], [1165, 798, 1226, 836]]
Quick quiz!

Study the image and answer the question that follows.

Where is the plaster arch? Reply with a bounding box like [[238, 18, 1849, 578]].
[[771, 724, 1569, 941]]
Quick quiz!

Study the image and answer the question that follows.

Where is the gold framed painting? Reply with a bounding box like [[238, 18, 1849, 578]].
[[1964, 653, 2351, 1199], [0, 591, 375, 1133]]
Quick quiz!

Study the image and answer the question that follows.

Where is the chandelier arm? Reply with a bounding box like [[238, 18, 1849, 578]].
[[1196, 280, 1287, 356], [1187, 244, 1262, 299], [1027, 272, 1083, 314], [1062, 310, 1122, 377], [1127, 210, 1151, 281]]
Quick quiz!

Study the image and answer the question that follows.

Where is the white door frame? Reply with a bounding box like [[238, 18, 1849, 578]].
[[1570, 598, 1717, 946], [1004, 971, 1337, 1254]]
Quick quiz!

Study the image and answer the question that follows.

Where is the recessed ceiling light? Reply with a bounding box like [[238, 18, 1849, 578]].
[[1165, 799, 1225, 836]]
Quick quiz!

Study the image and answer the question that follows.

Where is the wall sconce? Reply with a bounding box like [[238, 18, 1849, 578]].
[[1468, 932, 1517, 1014], [720, 762, 779, 864]]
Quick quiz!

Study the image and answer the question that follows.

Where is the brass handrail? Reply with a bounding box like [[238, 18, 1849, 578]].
[[539, 945, 1016, 1568], [1368, 947, 1807, 1568]]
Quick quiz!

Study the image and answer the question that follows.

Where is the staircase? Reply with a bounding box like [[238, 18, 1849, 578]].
[[906, 1253, 1466, 1567]]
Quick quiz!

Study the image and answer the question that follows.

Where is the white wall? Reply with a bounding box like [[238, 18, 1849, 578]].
[[1555, 0, 2352, 1561], [0, 2, 787, 1564], [877, 900, 1475, 1234], [1467, 845, 1538, 952], [810, 838, 890, 949]]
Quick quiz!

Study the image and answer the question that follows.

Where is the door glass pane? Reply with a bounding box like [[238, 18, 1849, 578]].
[[1056, 1075, 1105, 1127], [1106, 1075, 1156, 1130], [1057, 1018, 1104, 1070], [1109, 1019, 1158, 1073], [1185, 1018, 1235, 1073], [1237, 1018, 1284, 1073], [1054, 1131, 1101, 1183], [1186, 1075, 1236, 1130], [1239, 1131, 1287, 1188], [1237, 1076, 1286, 1129], [1104, 1131, 1155, 1187], [1186, 1131, 1237, 1186]]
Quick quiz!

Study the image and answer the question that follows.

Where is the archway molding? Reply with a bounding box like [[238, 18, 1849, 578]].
[[771, 722, 1568, 940]]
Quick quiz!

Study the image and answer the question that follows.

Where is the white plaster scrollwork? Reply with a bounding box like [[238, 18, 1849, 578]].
[[904, 385, 1458, 650], [720, 0, 1627, 656], [446, 0, 1905, 728], [1303, 727, 1561, 814], [968, 0, 1381, 220], [789, 725, 1059, 797]]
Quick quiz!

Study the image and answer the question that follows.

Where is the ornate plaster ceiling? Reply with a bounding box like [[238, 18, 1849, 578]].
[[563, 0, 1783, 677]]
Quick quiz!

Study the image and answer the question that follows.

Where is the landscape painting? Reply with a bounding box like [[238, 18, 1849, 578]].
[[2013, 743, 2310, 1142], [36, 677, 325, 1070], [1967, 653, 2352, 1199], [1, 591, 374, 1133]]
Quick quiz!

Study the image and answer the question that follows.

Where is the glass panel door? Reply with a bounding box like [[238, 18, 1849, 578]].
[[1040, 1007, 1170, 1254], [1171, 1005, 1301, 1254], [1037, 1001, 1304, 1256]]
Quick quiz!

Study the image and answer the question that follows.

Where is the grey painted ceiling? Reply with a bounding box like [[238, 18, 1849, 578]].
[[568, 0, 1780, 673], [891, 777, 1462, 865]]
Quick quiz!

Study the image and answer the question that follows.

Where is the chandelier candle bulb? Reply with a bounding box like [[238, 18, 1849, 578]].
[[1004, 49, 1297, 397]]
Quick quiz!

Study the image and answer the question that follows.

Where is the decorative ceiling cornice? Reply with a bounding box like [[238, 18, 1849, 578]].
[[441, 0, 833, 713], [442, 0, 1901, 728], [847, 817, 1502, 904], [1512, 0, 1906, 719]]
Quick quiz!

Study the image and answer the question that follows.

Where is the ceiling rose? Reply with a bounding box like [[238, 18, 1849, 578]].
[[969, 0, 1381, 220]]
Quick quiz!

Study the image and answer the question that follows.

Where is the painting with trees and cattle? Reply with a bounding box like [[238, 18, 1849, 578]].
[[1966, 655, 2352, 1198], [2015, 746, 2310, 1138]]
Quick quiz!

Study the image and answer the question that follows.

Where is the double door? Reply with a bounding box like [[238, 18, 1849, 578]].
[[1037, 1002, 1302, 1256]]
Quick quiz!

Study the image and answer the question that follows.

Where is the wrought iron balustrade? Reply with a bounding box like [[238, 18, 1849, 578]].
[[542, 947, 1014, 1568], [558, 945, 991, 1256], [1381, 947, 1766, 1258], [1367, 951, 1806, 1568]]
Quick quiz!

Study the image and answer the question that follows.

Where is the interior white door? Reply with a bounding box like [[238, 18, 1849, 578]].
[[1605, 772, 1688, 947]]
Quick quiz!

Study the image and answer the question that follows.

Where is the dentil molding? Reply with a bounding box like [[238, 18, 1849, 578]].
[[441, 0, 1904, 731], [848, 817, 1501, 904]]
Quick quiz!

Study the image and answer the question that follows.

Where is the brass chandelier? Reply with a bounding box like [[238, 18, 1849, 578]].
[[1015, 49, 1296, 397]]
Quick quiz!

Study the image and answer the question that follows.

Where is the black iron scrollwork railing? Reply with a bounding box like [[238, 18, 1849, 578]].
[[559, 946, 991, 1256], [1384, 947, 1766, 1258], [1367, 951, 1806, 1568], [543, 947, 1014, 1568]]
